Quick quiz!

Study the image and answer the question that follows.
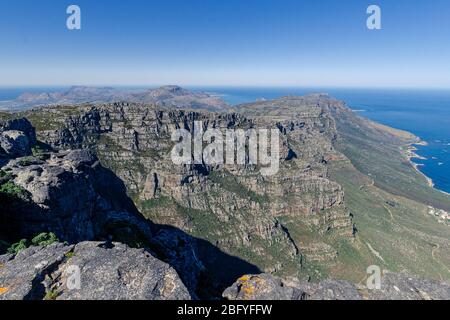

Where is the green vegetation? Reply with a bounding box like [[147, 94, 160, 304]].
[[0, 112, 14, 121], [18, 106, 83, 131], [0, 170, 10, 178], [140, 196, 174, 211], [31, 232, 59, 246], [209, 172, 267, 204], [103, 221, 150, 249], [44, 289, 59, 300], [6, 97, 448, 286], [31, 142, 51, 158], [18, 156, 35, 166], [334, 114, 450, 211], [31, 146, 43, 156], [6, 232, 60, 255], [329, 160, 450, 282], [0, 169, 12, 182], [0, 181, 26, 198], [7, 239, 28, 255]]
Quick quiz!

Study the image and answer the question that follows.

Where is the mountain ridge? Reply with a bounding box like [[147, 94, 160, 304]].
[[0, 86, 229, 112]]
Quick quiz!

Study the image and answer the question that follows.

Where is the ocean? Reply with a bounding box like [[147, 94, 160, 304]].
[[1, 86, 449, 194]]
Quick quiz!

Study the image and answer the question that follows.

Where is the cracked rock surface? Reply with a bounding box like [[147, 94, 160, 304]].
[[223, 273, 450, 300], [0, 242, 191, 300], [0, 118, 36, 158]]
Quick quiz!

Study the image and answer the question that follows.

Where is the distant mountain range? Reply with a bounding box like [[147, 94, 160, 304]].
[[0, 85, 229, 111]]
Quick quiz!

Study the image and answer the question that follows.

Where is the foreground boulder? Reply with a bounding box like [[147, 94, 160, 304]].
[[0, 130, 32, 158], [0, 242, 191, 300], [366, 272, 450, 300], [0, 118, 36, 158], [0, 149, 153, 244], [0, 118, 36, 145], [222, 274, 361, 300], [223, 273, 450, 300]]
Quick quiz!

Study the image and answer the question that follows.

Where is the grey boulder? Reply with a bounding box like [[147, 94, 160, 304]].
[[0, 130, 31, 158], [223, 272, 450, 300], [0, 242, 191, 300]]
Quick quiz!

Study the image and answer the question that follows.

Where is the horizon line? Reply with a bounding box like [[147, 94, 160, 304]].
[[0, 84, 450, 91]]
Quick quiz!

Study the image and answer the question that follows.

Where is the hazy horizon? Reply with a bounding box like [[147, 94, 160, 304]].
[[1, 84, 450, 91]]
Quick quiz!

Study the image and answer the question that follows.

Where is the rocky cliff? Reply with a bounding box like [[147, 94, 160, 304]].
[[19, 98, 355, 281]]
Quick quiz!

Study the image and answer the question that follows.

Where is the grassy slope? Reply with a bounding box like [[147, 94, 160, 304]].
[[329, 109, 450, 282], [333, 109, 450, 211]]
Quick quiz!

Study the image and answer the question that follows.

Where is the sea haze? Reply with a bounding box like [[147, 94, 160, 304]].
[[1, 86, 449, 194]]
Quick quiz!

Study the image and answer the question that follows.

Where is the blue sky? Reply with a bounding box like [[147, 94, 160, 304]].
[[0, 0, 449, 88]]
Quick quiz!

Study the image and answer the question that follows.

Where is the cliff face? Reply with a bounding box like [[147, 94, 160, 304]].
[[24, 98, 354, 279]]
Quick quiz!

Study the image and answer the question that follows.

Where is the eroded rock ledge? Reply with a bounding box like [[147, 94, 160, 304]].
[[0, 242, 191, 300], [3, 248, 450, 300], [223, 273, 450, 300]]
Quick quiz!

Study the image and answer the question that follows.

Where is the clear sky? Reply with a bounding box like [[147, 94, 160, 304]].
[[0, 0, 449, 88]]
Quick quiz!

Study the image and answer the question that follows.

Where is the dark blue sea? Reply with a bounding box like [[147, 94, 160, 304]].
[[1, 86, 449, 194]]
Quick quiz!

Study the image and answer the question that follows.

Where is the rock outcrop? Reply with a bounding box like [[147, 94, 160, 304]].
[[0, 118, 36, 158], [0, 149, 152, 244], [365, 272, 450, 300], [0, 242, 191, 300], [223, 273, 450, 300]]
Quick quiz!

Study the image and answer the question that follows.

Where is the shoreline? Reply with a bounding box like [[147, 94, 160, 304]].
[[404, 140, 450, 195], [369, 116, 449, 196]]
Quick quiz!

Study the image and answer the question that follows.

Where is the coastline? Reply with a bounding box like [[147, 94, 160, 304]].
[[363, 111, 449, 197], [404, 140, 450, 195], [368, 118, 443, 192]]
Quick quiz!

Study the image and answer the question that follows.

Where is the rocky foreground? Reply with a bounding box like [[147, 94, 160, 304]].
[[0, 242, 191, 300], [1, 90, 450, 300], [1, 118, 205, 298], [2, 242, 450, 300], [223, 273, 450, 300]]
